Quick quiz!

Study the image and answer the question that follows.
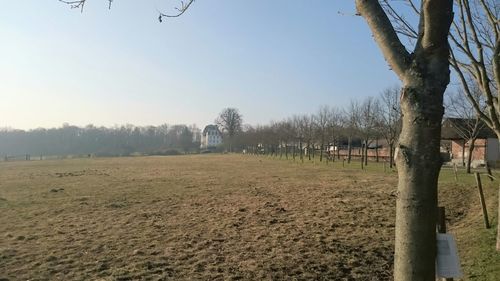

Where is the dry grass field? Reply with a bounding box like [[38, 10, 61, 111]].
[[0, 154, 498, 281]]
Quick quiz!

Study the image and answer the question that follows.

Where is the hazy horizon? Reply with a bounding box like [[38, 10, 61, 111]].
[[2, 1, 404, 130]]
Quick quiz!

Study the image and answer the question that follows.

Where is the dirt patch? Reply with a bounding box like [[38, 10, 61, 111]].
[[52, 169, 110, 178], [0, 155, 490, 280]]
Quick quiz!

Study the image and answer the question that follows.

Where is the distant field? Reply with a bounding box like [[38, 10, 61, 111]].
[[0, 155, 498, 280]]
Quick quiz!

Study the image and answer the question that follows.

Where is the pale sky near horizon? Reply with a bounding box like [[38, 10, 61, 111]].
[[0, 0, 406, 130]]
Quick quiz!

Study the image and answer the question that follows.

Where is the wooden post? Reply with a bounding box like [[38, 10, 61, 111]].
[[384, 158, 387, 173], [453, 163, 458, 182], [360, 153, 364, 170], [437, 206, 453, 281], [437, 206, 447, 233], [486, 162, 494, 181], [343, 158, 345, 168], [474, 173, 490, 229]]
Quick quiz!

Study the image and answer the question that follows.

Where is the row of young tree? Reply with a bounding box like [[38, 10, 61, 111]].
[[0, 123, 201, 157], [232, 86, 402, 168]]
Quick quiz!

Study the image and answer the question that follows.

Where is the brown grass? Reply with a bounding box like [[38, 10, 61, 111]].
[[0, 154, 497, 280]]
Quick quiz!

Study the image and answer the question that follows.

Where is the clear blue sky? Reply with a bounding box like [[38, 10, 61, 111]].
[[1, 0, 402, 130]]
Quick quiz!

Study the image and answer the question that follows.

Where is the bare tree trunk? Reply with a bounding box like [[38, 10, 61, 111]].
[[466, 138, 476, 174], [394, 83, 446, 280], [497, 139, 500, 251], [389, 142, 394, 168], [364, 140, 369, 166], [462, 139, 466, 167], [347, 136, 352, 164], [308, 142, 312, 161], [299, 141, 303, 163], [361, 148, 364, 169], [497, 183, 500, 251], [361, 142, 365, 166], [320, 142, 324, 162], [356, 1, 453, 279], [336, 140, 340, 160]]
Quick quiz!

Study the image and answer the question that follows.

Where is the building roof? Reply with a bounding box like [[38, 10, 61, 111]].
[[202, 125, 222, 136], [441, 118, 497, 140]]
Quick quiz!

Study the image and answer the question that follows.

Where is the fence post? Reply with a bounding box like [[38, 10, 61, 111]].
[[474, 173, 490, 229], [485, 162, 494, 181], [453, 163, 458, 182], [437, 206, 447, 234]]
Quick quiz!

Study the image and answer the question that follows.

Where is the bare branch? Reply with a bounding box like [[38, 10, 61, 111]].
[[381, 0, 418, 39], [355, 0, 411, 79], [406, 0, 421, 15], [59, 0, 86, 12], [450, 49, 494, 127], [59, 0, 114, 11], [158, 0, 195, 22], [478, 0, 499, 40], [418, 0, 454, 53]]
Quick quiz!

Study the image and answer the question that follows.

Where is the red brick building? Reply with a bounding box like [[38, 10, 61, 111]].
[[441, 118, 499, 167]]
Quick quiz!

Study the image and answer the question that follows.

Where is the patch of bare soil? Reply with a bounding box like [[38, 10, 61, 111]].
[[0, 155, 401, 280]]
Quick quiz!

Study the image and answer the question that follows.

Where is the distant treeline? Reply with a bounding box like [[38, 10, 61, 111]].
[[0, 124, 201, 157], [2, 89, 405, 160]]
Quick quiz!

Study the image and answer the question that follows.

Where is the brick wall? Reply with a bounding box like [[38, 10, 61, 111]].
[[450, 138, 486, 162]]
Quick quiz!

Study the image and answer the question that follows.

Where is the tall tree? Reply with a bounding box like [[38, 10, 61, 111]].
[[344, 100, 360, 164], [356, 1, 453, 280], [292, 115, 307, 162], [383, 0, 499, 251], [445, 89, 486, 173], [216, 107, 243, 152], [315, 106, 330, 162], [379, 86, 401, 168], [327, 106, 344, 161], [356, 97, 381, 167]]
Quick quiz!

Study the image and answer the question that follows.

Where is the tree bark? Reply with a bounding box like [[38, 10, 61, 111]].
[[364, 140, 369, 166], [356, 1, 453, 280], [462, 139, 466, 167], [395, 83, 446, 280], [466, 138, 476, 174], [361, 143, 365, 169], [497, 181, 500, 251], [336, 140, 340, 160], [320, 142, 324, 162], [308, 142, 312, 161], [497, 139, 500, 252], [299, 141, 303, 163], [347, 136, 352, 164], [389, 142, 394, 168]]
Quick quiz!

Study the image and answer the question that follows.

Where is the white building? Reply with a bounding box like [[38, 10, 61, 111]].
[[200, 125, 223, 150]]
